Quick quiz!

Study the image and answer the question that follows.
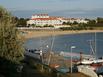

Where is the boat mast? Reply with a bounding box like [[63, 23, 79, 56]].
[[40, 37, 43, 62], [89, 40, 95, 56], [47, 29, 55, 65], [95, 32, 97, 59]]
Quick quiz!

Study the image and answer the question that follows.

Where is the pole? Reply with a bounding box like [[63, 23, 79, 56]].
[[95, 32, 97, 59], [70, 46, 76, 74], [48, 31, 55, 65], [70, 47, 72, 74]]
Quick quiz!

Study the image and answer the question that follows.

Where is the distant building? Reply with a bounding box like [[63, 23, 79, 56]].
[[27, 14, 63, 26], [27, 14, 88, 28], [63, 18, 88, 24], [68, 18, 88, 23]]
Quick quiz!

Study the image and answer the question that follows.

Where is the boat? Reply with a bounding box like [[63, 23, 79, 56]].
[[77, 59, 103, 65], [77, 32, 103, 71], [24, 48, 42, 60]]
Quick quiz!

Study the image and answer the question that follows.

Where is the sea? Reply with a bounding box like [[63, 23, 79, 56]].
[[24, 32, 103, 57]]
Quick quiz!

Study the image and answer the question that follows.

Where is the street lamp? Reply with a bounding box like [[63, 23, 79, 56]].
[[70, 46, 76, 74]]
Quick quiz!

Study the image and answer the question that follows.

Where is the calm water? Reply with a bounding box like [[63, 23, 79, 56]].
[[24, 32, 103, 57]]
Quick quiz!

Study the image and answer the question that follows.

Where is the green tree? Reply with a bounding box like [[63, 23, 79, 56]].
[[0, 6, 24, 63], [16, 17, 29, 27], [17, 18, 26, 27], [97, 17, 103, 23], [87, 20, 96, 24], [72, 21, 78, 25], [44, 24, 48, 27], [62, 21, 72, 25]]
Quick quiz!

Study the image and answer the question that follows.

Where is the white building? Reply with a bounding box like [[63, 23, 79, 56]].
[[67, 18, 88, 24], [27, 14, 88, 27], [27, 14, 64, 26]]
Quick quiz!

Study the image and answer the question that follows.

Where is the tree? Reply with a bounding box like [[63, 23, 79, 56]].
[[87, 20, 96, 24], [72, 21, 78, 25], [0, 6, 24, 63], [17, 18, 26, 27], [97, 17, 103, 23], [44, 24, 48, 27], [62, 21, 72, 25], [62, 22, 66, 25]]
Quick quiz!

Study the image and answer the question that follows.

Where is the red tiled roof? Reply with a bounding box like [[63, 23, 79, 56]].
[[33, 14, 48, 16], [31, 18, 58, 20]]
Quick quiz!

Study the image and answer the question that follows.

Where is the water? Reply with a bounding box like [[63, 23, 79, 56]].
[[24, 32, 103, 57]]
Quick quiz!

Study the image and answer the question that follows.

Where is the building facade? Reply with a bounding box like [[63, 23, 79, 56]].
[[27, 14, 88, 28], [27, 14, 64, 26]]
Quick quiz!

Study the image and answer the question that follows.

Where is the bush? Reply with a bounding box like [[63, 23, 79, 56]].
[[0, 57, 20, 77]]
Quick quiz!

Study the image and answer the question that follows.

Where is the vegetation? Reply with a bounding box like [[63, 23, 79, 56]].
[[62, 21, 78, 25], [62, 22, 72, 25], [0, 6, 24, 77], [44, 24, 54, 27], [61, 18, 103, 30], [14, 17, 29, 27]]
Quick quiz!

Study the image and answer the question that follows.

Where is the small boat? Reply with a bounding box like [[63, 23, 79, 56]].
[[24, 48, 42, 60]]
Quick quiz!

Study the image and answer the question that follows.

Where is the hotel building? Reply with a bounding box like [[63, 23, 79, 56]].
[[27, 14, 88, 28], [27, 14, 66, 26]]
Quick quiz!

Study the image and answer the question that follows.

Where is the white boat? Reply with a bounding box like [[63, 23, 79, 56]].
[[24, 48, 42, 60], [77, 32, 103, 73], [77, 59, 103, 65]]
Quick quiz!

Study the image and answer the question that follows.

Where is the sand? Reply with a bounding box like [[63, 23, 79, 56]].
[[20, 30, 103, 39]]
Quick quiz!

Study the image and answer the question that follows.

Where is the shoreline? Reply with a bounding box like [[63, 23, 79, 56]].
[[21, 30, 103, 39]]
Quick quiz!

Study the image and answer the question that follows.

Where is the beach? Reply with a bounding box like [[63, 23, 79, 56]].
[[21, 30, 103, 39]]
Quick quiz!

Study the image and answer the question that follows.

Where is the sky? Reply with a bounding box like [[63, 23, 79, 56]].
[[0, 0, 103, 18]]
